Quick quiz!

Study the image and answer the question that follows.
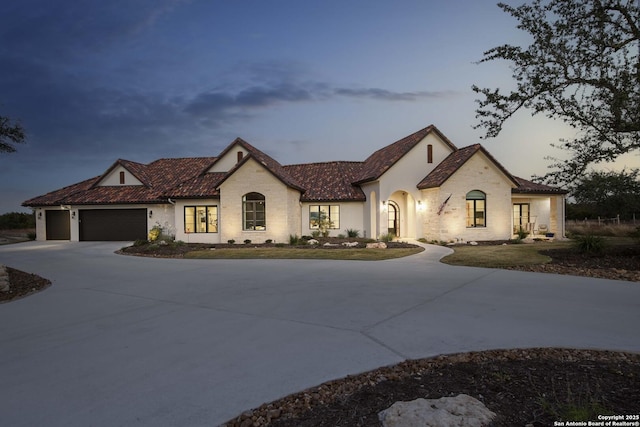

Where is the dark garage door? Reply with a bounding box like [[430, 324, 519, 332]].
[[79, 209, 147, 241], [46, 210, 71, 240]]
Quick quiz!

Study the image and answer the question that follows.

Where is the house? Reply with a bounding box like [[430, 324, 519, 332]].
[[23, 124, 567, 243]]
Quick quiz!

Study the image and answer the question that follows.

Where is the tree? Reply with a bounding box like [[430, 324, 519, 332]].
[[568, 168, 640, 219], [0, 114, 26, 154], [473, 0, 640, 185]]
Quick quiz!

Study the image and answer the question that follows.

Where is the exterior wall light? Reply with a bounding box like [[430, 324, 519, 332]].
[[149, 210, 153, 218]]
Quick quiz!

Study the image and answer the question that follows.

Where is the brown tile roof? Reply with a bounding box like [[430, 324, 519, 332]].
[[232, 138, 304, 191], [24, 157, 216, 206], [285, 162, 366, 201], [23, 176, 100, 207], [165, 172, 226, 199], [417, 144, 519, 189], [24, 126, 566, 207], [512, 176, 568, 194], [354, 124, 457, 184]]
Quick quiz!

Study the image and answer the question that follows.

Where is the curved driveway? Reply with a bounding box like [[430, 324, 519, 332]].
[[1, 241, 638, 426]]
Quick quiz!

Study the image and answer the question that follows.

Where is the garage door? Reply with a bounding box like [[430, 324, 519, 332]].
[[46, 210, 71, 240], [79, 209, 147, 241]]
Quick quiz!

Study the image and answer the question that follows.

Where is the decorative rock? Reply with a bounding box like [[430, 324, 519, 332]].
[[342, 241, 359, 247], [323, 242, 339, 247], [468, 241, 478, 246], [378, 394, 496, 427], [366, 242, 387, 249], [307, 239, 319, 245]]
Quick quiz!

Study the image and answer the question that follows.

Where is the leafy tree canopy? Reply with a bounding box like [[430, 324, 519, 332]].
[[473, 0, 640, 185], [0, 113, 26, 154], [569, 168, 640, 219]]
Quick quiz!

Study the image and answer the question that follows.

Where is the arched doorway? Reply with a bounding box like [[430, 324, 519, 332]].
[[387, 201, 400, 237]]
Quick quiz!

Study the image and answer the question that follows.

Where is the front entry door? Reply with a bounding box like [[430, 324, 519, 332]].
[[388, 201, 399, 237]]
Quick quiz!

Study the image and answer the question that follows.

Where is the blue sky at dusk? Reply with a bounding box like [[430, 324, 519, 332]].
[[2, 0, 637, 214]]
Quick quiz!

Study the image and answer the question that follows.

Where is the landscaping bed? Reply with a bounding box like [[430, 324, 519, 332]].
[[118, 237, 417, 258], [223, 348, 640, 427], [0, 267, 51, 303]]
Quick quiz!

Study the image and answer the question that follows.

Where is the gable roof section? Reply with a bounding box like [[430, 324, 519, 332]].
[[285, 162, 366, 202], [23, 157, 216, 206], [354, 124, 457, 184], [212, 138, 305, 192], [417, 144, 519, 189]]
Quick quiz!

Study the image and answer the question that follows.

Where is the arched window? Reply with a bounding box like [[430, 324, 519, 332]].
[[243, 192, 265, 230], [466, 190, 486, 227]]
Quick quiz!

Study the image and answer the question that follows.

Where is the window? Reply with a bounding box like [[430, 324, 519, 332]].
[[237, 151, 244, 163], [466, 190, 486, 227], [427, 144, 433, 164], [309, 205, 340, 229], [119, 171, 125, 184], [185, 206, 218, 233], [243, 192, 265, 230]]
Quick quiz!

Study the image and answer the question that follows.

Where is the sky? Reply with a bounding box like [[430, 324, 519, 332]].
[[1, 0, 638, 214]]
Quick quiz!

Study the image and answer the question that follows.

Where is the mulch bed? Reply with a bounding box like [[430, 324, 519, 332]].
[[0, 267, 51, 303], [118, 238, 416, 258], [223, 348, 640, 427]]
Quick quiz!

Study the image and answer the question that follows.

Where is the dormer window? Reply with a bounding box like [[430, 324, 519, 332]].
[[237, 151, 244, 163], [427, 144, 433, 164], [119, 171, 125, 184]]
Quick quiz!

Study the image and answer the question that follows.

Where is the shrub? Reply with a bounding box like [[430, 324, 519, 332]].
[[337, 233, 346, 239], [244, 239, 252, 244], [516, 227, 529, 240], [379, 232, 395, 243], [289, 234, 300, 245], [148, 226, 162, 242], [133, 239, 148, 247], [227, 239, 235, 244], [311, 230, 321, 238], [345, 228, 360, 238], [574, 234, 606, 254], [265, 239, 273, 244], [27, 231, 36, 240]]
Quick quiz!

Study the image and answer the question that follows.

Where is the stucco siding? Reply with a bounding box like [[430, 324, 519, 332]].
[[97, 166, 143, 186], [208, 145, 249, 173], [300, 202, 364, 237]]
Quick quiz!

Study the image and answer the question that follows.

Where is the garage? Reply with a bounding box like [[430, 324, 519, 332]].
[[79, 209, 147, 241], [46, 210, 71, 240]]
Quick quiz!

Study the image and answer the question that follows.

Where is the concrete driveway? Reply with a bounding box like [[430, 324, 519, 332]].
[[1, 241, 638, 426]]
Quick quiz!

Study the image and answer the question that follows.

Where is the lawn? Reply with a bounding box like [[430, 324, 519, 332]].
[[440, 241, 574, 268]]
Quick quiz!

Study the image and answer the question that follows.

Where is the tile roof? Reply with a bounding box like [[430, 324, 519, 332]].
[[354, 124, 457, 184], [417, 144, 519, 189], [512, 176, 568, 194], [24, 126, 566, 207], [166, 172, 226, 198], [284, 162, 366, 201], [213, 139, 306, 192], [24, 157, 215, 206]]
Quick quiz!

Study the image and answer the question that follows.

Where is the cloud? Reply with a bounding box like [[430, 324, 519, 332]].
[[333, 87, 456, 101], [184, 81, 454, 119]]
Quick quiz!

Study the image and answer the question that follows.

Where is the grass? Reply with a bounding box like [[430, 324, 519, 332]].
[[440, 241, 573, 268], [185, 247, 424, 261]]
